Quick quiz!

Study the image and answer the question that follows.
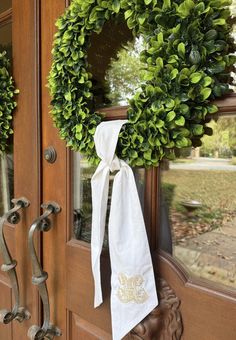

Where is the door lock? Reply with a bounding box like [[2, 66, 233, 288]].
[[44, 147, 57, 163]]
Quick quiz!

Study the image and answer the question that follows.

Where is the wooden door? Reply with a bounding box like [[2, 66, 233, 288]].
[[41, 1, 112, 337], [0, 0, 41, 339], [1, 1, 236, 340]]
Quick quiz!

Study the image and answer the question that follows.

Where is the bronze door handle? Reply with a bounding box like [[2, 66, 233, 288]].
[[27, 202, 62, 340], [0, 197, 31, 324]]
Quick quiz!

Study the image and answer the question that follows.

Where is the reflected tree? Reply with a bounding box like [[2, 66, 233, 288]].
[[105, 38, 146, 106], [201, 118, 236, 158]]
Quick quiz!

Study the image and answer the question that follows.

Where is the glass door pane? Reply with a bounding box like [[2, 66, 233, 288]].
[[73, 153, 145, 245], [0, 20, 13, 214], [161, 115, 236, 289]]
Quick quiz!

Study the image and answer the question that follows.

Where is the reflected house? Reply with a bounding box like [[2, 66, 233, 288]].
[[191, 147, 200, 158]]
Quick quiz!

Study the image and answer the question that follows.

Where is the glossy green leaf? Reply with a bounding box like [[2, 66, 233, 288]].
[[112, 0, 120, 13], [178, 42, 185, 58], [205, 29, 218, 41], [192, 124, 204, 135], [162, 0, 171, 9], [175, 116, 185, 126], [213, 18, 226, 26], [124, 9, 133, 19], [190, 72, 202, 83], [178, 0, 195, 18], [170, 69, 179, 79], [202, 76, 212, 87], [64, 92, 72, 101], [200, 88, 212, 100], [166, 111, 176, 122], [207, 104, 218, 114]]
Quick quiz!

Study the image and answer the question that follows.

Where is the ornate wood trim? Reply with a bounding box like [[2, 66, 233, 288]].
[[128, 278, 183, 340]]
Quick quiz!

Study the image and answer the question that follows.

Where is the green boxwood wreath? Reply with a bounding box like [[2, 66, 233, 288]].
[[49, 0, 236, 167], [0, 51, 18, 153]]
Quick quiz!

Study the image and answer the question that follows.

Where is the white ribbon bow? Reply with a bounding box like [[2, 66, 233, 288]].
[[91, 120, 158, 340]]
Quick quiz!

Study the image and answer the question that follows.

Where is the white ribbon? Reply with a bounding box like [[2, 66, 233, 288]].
[[91, 120, 158, 340]]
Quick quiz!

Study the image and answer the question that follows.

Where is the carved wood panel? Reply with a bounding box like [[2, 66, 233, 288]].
[[126, 279, 183, 340]]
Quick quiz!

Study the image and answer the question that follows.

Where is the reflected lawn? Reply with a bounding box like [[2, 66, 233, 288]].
[[163, 169, 236, 212], [162, 168, 236, 288]]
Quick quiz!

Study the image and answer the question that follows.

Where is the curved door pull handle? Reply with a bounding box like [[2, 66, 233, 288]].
[[0, 197, 31, 324], [28, 202, 62, 340]]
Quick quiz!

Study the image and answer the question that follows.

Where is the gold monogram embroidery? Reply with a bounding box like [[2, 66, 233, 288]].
[[117, 273, 149, 304]]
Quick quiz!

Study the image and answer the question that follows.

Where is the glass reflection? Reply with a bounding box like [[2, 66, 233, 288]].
[[161, 115, 236, 289], [73, 154, 145, 246], [0, 154, 13, 215], [73, 155, 97, 244], [0, 22, 12, 58], [104, 37, 145, 106], [0, 0, 12, 13], [0, 21, 13, 214], [87, 18, 145, 108]]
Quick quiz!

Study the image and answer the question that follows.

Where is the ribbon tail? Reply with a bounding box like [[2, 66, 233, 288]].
[[91, 162, 110, 308], [109, 163, 158, 339], [112, 298, 158, 340]]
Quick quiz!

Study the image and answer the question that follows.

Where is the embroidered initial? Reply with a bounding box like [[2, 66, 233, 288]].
[[117, 273, 149, 304]]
